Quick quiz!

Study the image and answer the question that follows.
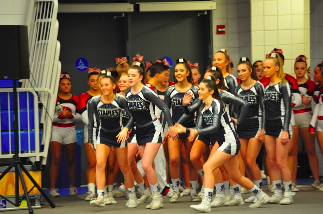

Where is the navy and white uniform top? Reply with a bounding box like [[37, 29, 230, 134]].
[[164, 85, 199, 127], [262, 81, 292, 131], [224, 74, 239, 95], [53, 95, 81, 126], [235, 81, 264, 122], [87, 94, 133, 144], [125, 85, 174, 129]]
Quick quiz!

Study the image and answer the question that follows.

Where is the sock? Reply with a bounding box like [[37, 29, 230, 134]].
[[197, 169, 204, 179], [249, 184, 262, 195], [272, 180, 282, 191], [254, 179, 263, 189], [104, 185, 108, 196], [190, 180, 198, 195], [137, 182, 146, 191], [231, 184, 241, 196], [150, 183, 160, 194], [88, 183, 95, 193], [223, 181, 230, 195], [97, 190, 104, 199], [215, 183, 225, 196], [128, 187, 135, 194], [283, 181, 292, 192], [107, 185, 113, 192], [205, 188, 213, 200], [171, 178, 180, 192]]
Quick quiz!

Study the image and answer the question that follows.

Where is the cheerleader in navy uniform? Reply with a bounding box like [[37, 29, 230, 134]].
[[259, 53, 294, 205], [77, 68, 101, 201], [88, 75, 138, 208], [292, 56, 321, 189], [170, 76, 269, 212], [164, 58, 200, 202], [49, 73, 81, 197], [235, 57, 265, 203], [126, 65, 176, 210]]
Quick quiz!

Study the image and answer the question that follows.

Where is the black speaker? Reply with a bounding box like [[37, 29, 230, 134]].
[[0, 25, 30, 80]]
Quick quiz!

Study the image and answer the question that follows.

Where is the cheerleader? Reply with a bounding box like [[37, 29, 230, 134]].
[[88, 75, 138, 208], [164, 58, 199, 202], [170, 76, 269, 212], [126, 64, 176, 210], [292, 56, 321, 189], [259, 53, 294, 205], [77, 68, 101, 201], [235, 57, 265, 203], [49, 72, 81, 197], [253, 60, 270, 87], [188, 61, 201, 87]]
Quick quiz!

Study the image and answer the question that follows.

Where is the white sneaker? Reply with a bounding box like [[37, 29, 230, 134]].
[[69, 186, 78, 196], [179, 184, 185, 192], [244, 194, 257, 203], [138, 189, 151, 203], [249, 191, 270, 208], [118, 184, 129, 198], [49, 188, 60, 197], [113, 189, 125, 198], [180, 188, 191, 196], [261, 170, 266, 179], [241, 187, 248, 194], [191, 193, 201, 202], [146, 192, 163, 210], [190, 196, 211, 213], [291, 183, 299, 192], [269, 191, 283, 204], [170, 191, 180, 203], [107, 192, 117, 204], [126, 193, 138, 208], [198, 186, 205, 198], [166, 188, 175, 198], [224, 195, 244, 206], [210, 195, 226, 207], [84, 191, 95, 201], [279, 191, 295, 205], [311, 180, 321, 189], [90, 198, 105, 207], [267, 184, 275, 192]]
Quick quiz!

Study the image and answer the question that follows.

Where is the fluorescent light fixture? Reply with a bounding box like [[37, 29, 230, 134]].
[[138, 1, 216, 12], [58, 3, 134, 13]]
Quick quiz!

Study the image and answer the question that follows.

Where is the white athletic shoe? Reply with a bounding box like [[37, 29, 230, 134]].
[[311, 180, 321, 189], [198, 186, 205, 198], [90, 198, 105, 207], [179, 184, 185, 192], [118, 184, 129, 198], [69, 186, 78, 196], [146, 192, 163, 210], [106, 192, 117, 204], [291, 183, 299, 192], [261, 170, 267, 179], [210, 195, 227, 207], [84, 191, 95, 201], [249, 191, 270, 208], [104, 193, 112, 205], [244, 194, 257, 203], [126, 193, 138, 208], [170, 191, 180, 203], [191, 193, 201, 202], [241, 187, 248, 194], [166, 188, 175, 198], [279, 192, 295, 205], [49, 188, 60, 197], [224, 195, 244, 206], [269, 191, 283, 204], [181, 188, 191, 196], [138, 189, 152, 203], [190, 196, 211, 213]]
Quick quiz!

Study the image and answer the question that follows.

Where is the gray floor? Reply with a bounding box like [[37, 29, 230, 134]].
[[10, 185, 323, 214]]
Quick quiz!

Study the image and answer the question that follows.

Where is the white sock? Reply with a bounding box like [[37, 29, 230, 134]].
[[97, 190, 104, 199], [231, 184, 241, 196], [172, 178, 180, 192], [104, 185, 108, 195], [190, 180, 198, 195], [88, 183, 95, 193], [137, 182, 146, 191], [150, 183, 160, 194], [223, 181, 230, 195], [107, 185, 113, 192], [197, 169, 204, 179], [249, 184, 262, 195], [283, 181, 292, 192], [254, 179, 263, 189], [205, 188, 213, 200], [215, 183, 224, 196], [128, 187, 135, 194], [272, 180, 282, 191]]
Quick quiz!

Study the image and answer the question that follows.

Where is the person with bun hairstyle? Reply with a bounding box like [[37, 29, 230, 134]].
[[258, 53, 295, 205], [88, 74, 138, 208], [235, 57, 265, 203], [170, 76, 269, 212], [77, 68, 101, 201], [292, 55, 321, 190], [49, 73, 81, 197], [188, 61, 201, 87], [126, 64, 176, 210]]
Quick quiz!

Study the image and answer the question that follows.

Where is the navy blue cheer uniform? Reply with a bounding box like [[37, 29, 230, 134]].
[[236, 81, 264, 139], [263, 81, 292, 138], [225, 74, 239, 119], [125, 86, 174, 146], [164, 85, 199, 138], [87, 94, 133, 148]]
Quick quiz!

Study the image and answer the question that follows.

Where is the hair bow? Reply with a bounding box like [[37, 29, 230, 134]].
[[266, 54, 271, 58], [60, 74, 70, 79], [296, 56, 306, 62], [88, 68, 101, 74], [207, 75, 212, 80], [187, 61, 198, 68], [133, 55, 144, 62], [116, 57, 128, 67], [146, 62, 152, 69], [156, 59, 169, 66], [271, 49, 283, 54]]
